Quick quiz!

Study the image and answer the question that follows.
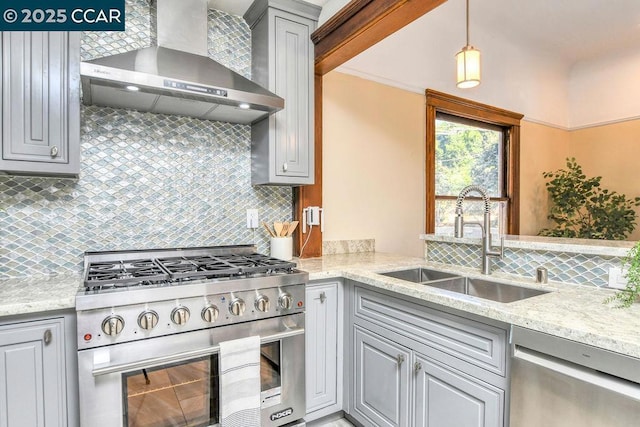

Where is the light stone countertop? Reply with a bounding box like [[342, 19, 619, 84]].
[[0, 273, 81, 317], [297, 252, 640, 359], [421, 233, 635, 257], [2, 252, 640, 361]]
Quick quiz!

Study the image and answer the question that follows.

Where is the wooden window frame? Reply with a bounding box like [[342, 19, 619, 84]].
[[425, 89, 523, 234]]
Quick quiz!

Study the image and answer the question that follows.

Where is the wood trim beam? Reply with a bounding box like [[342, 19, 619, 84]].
[[294, 0, 447, 257], [312, 0, 447, 75]]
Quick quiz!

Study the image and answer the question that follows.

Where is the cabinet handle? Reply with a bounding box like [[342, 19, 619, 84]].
[[43, 329, 52, 345], [319, 291, 326, 304], [397, 354, 405, 366], [414, 361, 422, 373], [50, 146, 59, 157], [282, 163, 288, 172]]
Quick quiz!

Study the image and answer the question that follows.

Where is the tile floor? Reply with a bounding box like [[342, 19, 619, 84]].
[[317, 419, 355, 427]]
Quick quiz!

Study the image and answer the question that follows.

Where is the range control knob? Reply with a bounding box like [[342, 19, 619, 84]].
[[229, 298, 246, 316], [255, 295, 270, 312], [201, 305, 219, 323], [279, 292, 293, 310], [102, 315, 124, 336], [138, 310, 159, 330], [171, 307, 190, 325]]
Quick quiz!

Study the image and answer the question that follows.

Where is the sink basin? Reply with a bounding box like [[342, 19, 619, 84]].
[[379, 268, 459, 283], [424, 277, 550, 303]]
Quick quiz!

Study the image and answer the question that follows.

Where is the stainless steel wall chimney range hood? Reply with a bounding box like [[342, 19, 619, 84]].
[[80, 0, 283, 124]]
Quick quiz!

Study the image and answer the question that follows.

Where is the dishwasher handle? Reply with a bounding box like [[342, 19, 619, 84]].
[[514, 345, 640, 401]]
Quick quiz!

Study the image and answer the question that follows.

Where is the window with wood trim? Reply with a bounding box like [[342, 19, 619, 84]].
[[425, 90, 523, 236]]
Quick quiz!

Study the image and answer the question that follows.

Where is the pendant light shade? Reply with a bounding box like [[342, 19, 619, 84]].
[[456, 45, 481, 88], [456, 0, 480, 88]]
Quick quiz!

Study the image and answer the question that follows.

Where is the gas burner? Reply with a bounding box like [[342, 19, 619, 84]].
[[81, 246, 298, 291]]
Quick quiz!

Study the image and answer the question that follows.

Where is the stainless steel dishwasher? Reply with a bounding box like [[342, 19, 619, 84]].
[[510, 326, 640, 426]]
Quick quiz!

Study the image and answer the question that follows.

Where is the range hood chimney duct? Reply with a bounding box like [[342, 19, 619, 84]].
[[80, 0, 283, 124]]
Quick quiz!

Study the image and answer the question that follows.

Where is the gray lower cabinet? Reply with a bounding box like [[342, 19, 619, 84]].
[[305, 279, 343, 421], [0, 317, 68, 426], [0, 31, 80, 176], [246, 0, 320, 186], [414, 354, 504, 427], [347, 282, 508, 427], [353, 326, 410, 427]]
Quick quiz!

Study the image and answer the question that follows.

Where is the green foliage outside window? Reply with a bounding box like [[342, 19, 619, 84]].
[[538, 158, 640, 240]]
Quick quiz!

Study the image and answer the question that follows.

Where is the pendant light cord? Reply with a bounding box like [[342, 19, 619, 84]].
[[466, 0, 470, 47]]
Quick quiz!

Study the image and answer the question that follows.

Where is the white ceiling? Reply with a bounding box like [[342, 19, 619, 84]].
[[341, 0, 640, 89], [208, 0, 329, 17]]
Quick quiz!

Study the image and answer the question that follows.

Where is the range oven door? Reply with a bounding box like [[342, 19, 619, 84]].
[[78, 314, 305, 427]]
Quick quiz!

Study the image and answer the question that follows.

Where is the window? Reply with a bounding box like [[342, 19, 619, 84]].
[[425, 90, 523, 235]]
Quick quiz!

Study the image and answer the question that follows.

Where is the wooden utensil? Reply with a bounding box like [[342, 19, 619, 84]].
[[262, 221, 276, 237], [286, 221, 299, 236], [281, 222, 290, 237], [273, 221, 284, 237]]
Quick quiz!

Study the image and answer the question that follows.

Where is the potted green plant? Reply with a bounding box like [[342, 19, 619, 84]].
[[539, 158, 640, 240], [604, 242, 640, 308]]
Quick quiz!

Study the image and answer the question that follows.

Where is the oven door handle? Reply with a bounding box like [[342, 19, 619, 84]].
[[91, 327, 304, 377]]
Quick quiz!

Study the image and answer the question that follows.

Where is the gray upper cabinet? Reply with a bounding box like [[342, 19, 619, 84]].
[[0, 32, 80, 176], [0, 318, 68, 427], [245, 0, 320, 186]]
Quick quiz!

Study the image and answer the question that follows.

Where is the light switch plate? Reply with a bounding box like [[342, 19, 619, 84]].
[[608, 267, 628, 290], [246, 209, 259, 229]]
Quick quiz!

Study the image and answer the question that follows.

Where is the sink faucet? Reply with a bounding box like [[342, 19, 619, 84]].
[[454, 185, 504, 274]]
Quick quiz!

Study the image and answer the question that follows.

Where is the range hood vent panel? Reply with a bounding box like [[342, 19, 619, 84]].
[[80, 1, 283, 124]]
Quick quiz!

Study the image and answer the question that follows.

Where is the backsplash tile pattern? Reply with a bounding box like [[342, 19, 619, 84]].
[[425, 241, 620, 287], [0, 2, 291, 278]]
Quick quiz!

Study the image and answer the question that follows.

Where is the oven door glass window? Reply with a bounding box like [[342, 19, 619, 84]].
[[260, 341, 282, 408], [122, 355, 218, 427]]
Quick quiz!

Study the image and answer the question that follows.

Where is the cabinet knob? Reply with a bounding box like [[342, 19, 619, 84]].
[[319, 291, 326, 304], [282, 163, 288, 172], [43, 329, 52, 345], [414, 361, 422, 373], [50, 146, 59, 157], [397, 354, 405, 366]]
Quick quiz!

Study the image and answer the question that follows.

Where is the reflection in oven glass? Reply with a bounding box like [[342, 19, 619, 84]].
[[123, 356, 218, 427], [260, 341, 281, 391]]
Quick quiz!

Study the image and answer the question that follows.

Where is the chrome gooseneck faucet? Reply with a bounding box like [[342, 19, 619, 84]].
[[454, 185, 504, 274]]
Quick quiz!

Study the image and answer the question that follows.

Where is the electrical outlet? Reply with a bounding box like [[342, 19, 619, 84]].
[[608, 267, 628, 290], [246, 209, 259, 229]]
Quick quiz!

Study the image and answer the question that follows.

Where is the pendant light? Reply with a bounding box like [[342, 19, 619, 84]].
[[456, 0, 481, 88]]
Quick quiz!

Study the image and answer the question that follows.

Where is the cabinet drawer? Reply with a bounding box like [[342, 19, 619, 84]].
[[353, 285, 507, 376]]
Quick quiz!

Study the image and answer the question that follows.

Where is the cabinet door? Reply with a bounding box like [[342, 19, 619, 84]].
[[414, 354, 504, 427], [1, 31, 80, 175], [353, 326, 410, 427], [0, 319, 67, 427], [306, 282, 339, 414], [273, 15, 311, 180]]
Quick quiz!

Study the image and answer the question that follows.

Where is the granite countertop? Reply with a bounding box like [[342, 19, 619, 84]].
[[2, 251, 639, 361], [0, 273, 82, 317], [297, 252, 640, 359]]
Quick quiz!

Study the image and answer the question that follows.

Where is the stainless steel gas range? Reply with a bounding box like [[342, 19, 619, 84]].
[[76, 245, 307, 427]]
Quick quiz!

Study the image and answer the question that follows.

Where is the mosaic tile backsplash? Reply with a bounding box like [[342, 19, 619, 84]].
[[425, 241, 621, 287], [0, 1, 291, 278]]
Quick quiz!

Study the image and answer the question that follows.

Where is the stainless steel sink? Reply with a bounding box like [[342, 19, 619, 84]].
[[379, 267, 459, 283], [424, 277, 549, 303], [378, 268, 550, 303]]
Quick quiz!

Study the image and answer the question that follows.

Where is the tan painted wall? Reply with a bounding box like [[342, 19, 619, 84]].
[[322, 73, 640, 251], [569, 120, 640, 241], [519, 121, 572, 236], [322, 71, 425, 257]]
